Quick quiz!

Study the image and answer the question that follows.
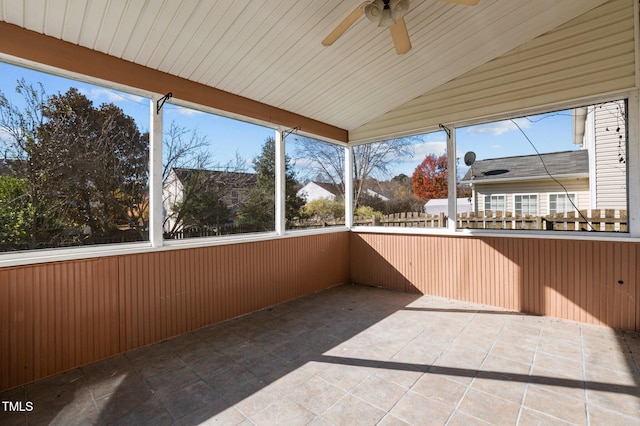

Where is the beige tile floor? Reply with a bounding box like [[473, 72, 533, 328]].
[[1, 284, 639, 425]]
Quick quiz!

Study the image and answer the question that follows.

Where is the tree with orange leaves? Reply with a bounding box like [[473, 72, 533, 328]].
[[411, 153, 448, 202]]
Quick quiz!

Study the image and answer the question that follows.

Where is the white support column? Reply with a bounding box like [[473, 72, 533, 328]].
[[627, 90, 640, 237], [275, 128, 286, 235], [446, 125, 457, 231], [149, 98, 164, 247], [344, 145, 354, 228]]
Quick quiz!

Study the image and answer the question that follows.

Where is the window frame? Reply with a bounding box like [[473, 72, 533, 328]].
[[0, 56, 639, 268], [548, 192, 578, 215], [483, 194, 507, 214], [351, 91, 638, 240], [514, 193, 539, 216]]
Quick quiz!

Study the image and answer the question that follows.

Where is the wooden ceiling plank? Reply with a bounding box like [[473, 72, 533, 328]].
[[106, 1, 147, 58], [23, 0, 45, 33], [0, 0, 25, 25], [60, 0, 86, 44], [43, 0, 67, 39], [134, 1, 184, 66], [155, 2, 219, 72]]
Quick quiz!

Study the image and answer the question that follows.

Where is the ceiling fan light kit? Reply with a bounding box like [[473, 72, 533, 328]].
[[322, 0, 478, 55], [364, 0, 410, 27]]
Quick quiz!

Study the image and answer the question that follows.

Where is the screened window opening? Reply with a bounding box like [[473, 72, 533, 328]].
[[287, 136, 345, 230], [0, 61, 150, 252], [457, 99, 628, 232], [351, 131, 450, 229], [162, 104, 276, 239]]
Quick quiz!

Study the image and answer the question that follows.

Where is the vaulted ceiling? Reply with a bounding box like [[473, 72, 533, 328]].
[[0, 0, 613, 141]]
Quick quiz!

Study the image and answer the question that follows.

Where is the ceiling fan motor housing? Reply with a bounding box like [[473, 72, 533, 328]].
[[364, 0, 410, 27]]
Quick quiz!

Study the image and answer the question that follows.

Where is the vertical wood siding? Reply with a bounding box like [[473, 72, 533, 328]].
[[0, 258, 121, 392], [350, 233, 639, 331], [350, 0, 635, 142], [0, 232, 349, 391]]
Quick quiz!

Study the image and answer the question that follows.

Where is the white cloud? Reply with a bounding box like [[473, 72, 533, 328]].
[[80, 87, 145, 104], [412, 141, 447, 158], [0, 127, 18, 146], [466, 118, 531, 136], [173, 107, 204, 116]]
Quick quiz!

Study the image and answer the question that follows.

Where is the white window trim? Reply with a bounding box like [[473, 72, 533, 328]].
[[0, 58, 638, 268], [513, 193, 539, 216], [547, 192, 578, 215], [353, 90, 638, 240], [483, 194, 507, 214]]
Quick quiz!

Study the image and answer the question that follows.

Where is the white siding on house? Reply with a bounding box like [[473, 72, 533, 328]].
[[350, 0, 635, 143], [297, 182, 336, 202], [162, 169, 184, 232], [593, 100, 627, 209], [474, 178, 590, 215]]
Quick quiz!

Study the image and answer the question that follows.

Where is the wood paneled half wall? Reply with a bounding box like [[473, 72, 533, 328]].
[[350, 232, 639, 331], [0, 232, 349, 391]]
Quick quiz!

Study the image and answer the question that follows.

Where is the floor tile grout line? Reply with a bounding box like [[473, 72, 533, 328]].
[[440, 311, 510, 425], [334, 302, 481, 425], [312, 362, 386, 423], [620, 331, 640, 377], [122, 349, 186, 424], [82, 367, 107, 426], [580, 326, 592, 426], [514, 321, 543, 425], [384, 307, 482, 425], [7, 286, 640, 425]]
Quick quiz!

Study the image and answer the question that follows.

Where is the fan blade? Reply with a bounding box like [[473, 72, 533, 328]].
[[322, 7, 364, 46], [436, 0, 479, 5], [389, 18, 411, 54]]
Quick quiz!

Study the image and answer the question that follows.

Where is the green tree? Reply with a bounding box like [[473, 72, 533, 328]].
[[301, 198, 344, 221], [0, 80, 62, 249], [38, 88, 149, 238], [0, 81, 149, 249], [171, 170, 232, 231], [0, 175, 35, 249], [236, 136, 305, 230]]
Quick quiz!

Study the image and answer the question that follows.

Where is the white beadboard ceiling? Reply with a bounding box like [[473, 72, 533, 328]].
[[0, 0, 610, 136]]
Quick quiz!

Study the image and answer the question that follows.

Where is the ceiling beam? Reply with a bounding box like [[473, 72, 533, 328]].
[[0, 22, 349, 143]]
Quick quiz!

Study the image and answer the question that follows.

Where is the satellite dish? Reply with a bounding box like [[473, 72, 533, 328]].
[[464, 151, 476, 166]]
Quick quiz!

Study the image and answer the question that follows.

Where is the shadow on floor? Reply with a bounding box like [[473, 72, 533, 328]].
[[1, 283, 639, 425]]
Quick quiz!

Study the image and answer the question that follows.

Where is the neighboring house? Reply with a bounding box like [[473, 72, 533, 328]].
[[297, 181, 342, 202], [574, 100, 627, 210], [461, 150, 590, 216], [297, 180, 389, 203], [461, 102, 626, 216], [163, 167, 256, 232], [424, 198, 474, 215]]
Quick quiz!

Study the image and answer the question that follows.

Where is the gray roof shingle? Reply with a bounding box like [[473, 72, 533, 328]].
[[461, 150, 589, 183]]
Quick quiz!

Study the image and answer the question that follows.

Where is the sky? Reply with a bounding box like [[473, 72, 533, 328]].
[[0, 60, 577, 179], [0, 61, 274, 173]]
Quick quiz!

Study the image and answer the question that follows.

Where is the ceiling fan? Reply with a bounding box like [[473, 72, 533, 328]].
[[322, 0, 479, 54]]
